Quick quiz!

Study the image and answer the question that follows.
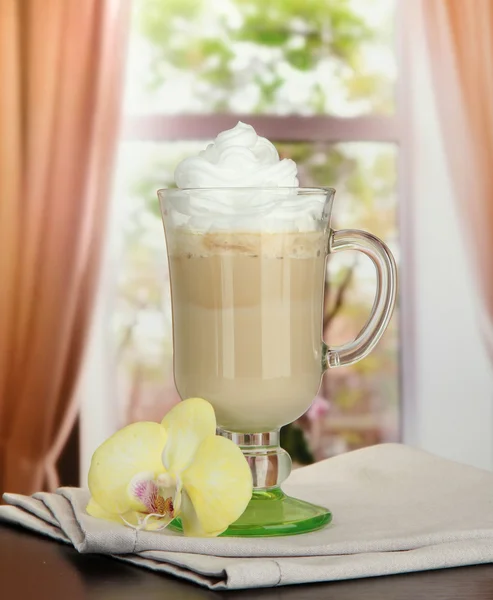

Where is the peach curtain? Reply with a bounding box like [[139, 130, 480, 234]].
[[0, 0, 130, 495], [420, 0, 493, 351]]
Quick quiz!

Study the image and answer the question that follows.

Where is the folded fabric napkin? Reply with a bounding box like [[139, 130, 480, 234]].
[[1, 443, 493, 590]]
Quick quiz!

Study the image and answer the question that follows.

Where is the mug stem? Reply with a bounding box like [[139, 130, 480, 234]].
[[211, 427, 332, 536], [216, 428, 292, 489]]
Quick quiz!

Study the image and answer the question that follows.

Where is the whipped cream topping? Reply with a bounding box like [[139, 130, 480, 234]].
[[174, 122, 299, 188], [166, 188, 327, 233], [168, 122, 326, 233]]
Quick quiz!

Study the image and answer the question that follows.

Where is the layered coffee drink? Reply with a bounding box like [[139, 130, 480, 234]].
[[167, 229, 327, 432], [161, 122, 330, 432], [158, 122, 396, 537]]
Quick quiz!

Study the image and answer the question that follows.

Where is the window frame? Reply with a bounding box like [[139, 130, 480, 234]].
[[80, 0, 414, 480], [122, 114, 399, 143]]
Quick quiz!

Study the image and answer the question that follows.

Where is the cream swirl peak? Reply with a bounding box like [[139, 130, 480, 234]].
[[167, 122, 326, 232], [174, 122, 299, 188]]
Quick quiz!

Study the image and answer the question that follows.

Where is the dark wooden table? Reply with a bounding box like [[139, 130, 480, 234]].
[[1, 523, 493, 600]]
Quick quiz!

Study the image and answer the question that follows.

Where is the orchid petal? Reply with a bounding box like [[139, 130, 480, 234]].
[[86, 497, 122, 524], [86, 497, 140, 527], [88, 422, 167, 514], [161, 398, 216, 475], [179, 490, 224, 537], [181, 435, 252, 536]]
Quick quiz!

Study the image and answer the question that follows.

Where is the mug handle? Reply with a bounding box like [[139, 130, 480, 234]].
[[323, 229, 398, 369]]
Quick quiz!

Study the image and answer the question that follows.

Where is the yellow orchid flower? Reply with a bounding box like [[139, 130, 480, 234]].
[[86, 398, 252, 537]]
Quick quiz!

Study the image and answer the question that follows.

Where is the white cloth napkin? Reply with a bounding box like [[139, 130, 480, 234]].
[[1, 444, 493, 590]]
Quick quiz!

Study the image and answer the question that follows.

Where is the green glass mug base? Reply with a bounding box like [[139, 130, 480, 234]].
[[169, 488, 332, 537]]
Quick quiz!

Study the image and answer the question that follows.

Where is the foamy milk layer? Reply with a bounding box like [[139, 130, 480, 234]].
[[167, 230, 328, 259], [170, 122, 326, 232]]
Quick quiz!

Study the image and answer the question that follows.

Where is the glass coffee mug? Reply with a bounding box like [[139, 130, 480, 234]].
[[158, 187, 397, 536]]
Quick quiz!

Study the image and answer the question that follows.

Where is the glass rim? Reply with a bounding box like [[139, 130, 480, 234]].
[[158, 186, 335, 195]]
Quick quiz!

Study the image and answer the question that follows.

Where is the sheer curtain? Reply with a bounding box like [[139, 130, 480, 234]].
[[0, 0, 130, 495], [419, 0, 493, 357]]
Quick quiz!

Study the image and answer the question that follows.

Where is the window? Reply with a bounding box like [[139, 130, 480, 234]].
[[86, 0, 400, 468]]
